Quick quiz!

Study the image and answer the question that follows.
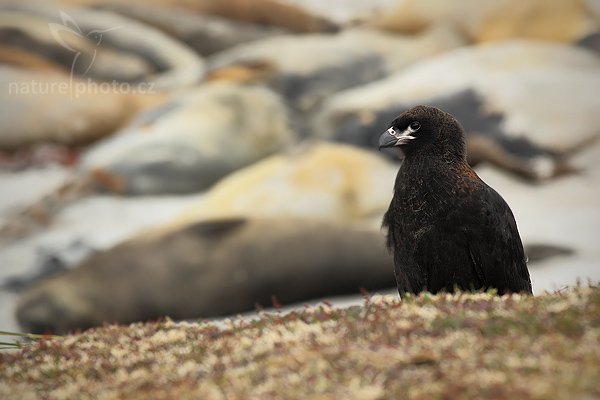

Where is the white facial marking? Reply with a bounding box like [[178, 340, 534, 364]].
[[388, 127, 416, 142]]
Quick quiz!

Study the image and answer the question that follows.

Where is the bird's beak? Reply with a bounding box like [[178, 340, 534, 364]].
[[378, 127, 415, 150]]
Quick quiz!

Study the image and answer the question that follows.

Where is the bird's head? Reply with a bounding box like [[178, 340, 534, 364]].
[[378, 105, 466, 161]]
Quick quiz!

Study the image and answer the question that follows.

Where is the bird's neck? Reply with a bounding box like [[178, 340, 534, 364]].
[[395, 154, 471, 194]]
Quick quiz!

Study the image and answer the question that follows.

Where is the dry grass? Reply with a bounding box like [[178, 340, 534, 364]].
[[1, 286, 599, 400]]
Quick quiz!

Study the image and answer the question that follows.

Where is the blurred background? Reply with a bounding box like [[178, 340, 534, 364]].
[[0, 0, 599, 334]]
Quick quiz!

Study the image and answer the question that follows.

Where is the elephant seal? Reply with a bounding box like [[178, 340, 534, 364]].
[[16, 217, 394, 334]]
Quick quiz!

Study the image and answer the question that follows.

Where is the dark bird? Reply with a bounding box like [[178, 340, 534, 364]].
[[379, 106, 532, 296]]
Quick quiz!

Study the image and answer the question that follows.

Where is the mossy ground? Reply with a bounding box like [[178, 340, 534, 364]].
[[1, 286, 599, 399]]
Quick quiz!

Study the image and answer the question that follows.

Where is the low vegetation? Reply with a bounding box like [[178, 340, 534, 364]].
[[1, 286, 599, 399]]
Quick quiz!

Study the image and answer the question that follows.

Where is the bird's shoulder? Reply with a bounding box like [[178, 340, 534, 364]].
[[449, 169, 527, 264], [448, 171, 516, 234]]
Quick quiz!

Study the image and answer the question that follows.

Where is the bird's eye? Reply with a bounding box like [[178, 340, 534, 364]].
[[409, 121, 421, 132]]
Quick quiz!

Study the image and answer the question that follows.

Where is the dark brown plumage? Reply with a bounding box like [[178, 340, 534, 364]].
[[379, 106, 532, 296]]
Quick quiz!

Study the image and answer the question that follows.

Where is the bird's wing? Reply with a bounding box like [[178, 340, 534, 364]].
[[415, 226, 484, 293], [414, 183, 532, 294], [460, 184, 532, 294]]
